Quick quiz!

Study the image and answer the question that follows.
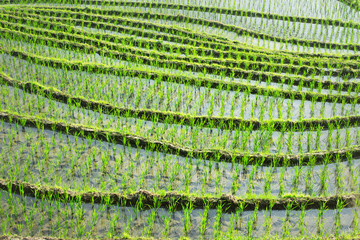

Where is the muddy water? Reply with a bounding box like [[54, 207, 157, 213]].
[[0, 122, 359, 198]]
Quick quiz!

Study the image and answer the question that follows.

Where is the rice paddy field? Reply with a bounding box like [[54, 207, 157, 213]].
[[0, 0, 360, 239]]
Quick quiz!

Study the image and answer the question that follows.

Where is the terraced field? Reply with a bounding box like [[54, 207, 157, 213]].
[[0, 0, 360, 239]]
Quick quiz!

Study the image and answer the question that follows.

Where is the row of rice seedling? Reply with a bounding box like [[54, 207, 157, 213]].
[[0, 42, 358, 184], [3, 104, 360, 166], [1, 115, 359, 198], [4, 3, 360, 57], [2, 42, 359, 120], [12, 5, 360, 54], [105, 6, 360, 45], [0, 0, 359, 239], [128, 0, 360, 21], [3, 10, 360, 82], [0, 51, 357, 133], [2, 77, 360, 166], [107, 2, 360, 30], [2, 11, 360, 74], [1, 62, 360, 133], [0, 16, 358, 91], [2, 86, 360, 199], [2, 46, 359, 115], [0, 188, 358, 239], [4, 0, 360, 23], [2, 46, 358, 105], [0, 116, 358, 202], [2, 7, 357, 93]]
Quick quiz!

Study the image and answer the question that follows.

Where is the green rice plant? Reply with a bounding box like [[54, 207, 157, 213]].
[[281, 201, 294, 239], [305, 157, 316, 196], [144, 208, 157, 237], [107, 205, 120, 238], [264, 166, 274, 195], [199, 200, 210, 236], [348, 155, 359, 193], [215, 163, 223, 195], [226, 211, 237, 239], [183, 160, 193, 193], [353, 199, 360, 236], [213, 203, 224, 239], [335, 155, 346, 194], [320, 157, 330, 196], [182, 201, 193, 236], [231, 162, 240, 195], [291, 165, 302, 194], [279, 165, 286, 197], [246, 164, 257, 196], [316, 202, 328, 236], [296, 201, 306, 237], [246, 213, 254, 238], [168, 160, 180, 191], [264, 200, 275, 237], [161, 199, 175, 238], [334, 198, 347, 237]]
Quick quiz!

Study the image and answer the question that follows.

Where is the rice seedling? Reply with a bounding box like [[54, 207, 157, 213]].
[[182, 201, 194, 236]]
